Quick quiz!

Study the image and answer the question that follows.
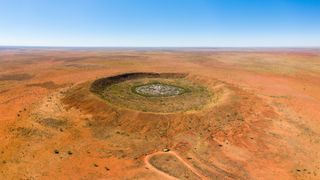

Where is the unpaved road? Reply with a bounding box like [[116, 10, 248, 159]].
[[145, 151, 209, 179]]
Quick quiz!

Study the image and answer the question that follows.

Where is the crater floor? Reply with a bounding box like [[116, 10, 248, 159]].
[[134, 83, 185, 97]]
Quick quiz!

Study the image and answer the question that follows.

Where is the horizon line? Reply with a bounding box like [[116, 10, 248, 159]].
[[1, 45, 320, 49]]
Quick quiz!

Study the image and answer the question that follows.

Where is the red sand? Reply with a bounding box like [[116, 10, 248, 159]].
[[0, 49, 319, 179]]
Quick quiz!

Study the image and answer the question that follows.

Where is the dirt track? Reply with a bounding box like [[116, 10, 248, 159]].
[[145, 151, 207, 179]]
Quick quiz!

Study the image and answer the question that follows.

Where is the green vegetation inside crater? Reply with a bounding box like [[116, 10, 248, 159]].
[[100, 78, 212, 113]]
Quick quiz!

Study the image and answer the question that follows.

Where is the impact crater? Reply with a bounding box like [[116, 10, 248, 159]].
[[90, 72, 213, 113]]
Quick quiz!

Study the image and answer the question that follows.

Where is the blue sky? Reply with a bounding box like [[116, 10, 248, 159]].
[[0, 0, 319, 47]]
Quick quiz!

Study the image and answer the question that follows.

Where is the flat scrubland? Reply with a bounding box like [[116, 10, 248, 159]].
[[0, 48, 320, 179]]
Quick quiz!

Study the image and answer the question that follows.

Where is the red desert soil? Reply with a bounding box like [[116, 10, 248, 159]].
[[0, 48, 320, 179]]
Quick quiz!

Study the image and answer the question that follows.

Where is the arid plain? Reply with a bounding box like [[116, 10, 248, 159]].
[[0, 48, 320, 179]]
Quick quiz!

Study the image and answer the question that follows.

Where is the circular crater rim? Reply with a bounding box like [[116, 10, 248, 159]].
[[89, 72, 213, 113]]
